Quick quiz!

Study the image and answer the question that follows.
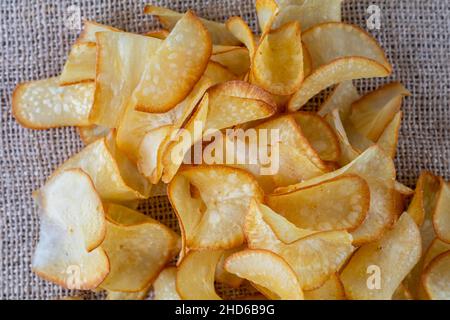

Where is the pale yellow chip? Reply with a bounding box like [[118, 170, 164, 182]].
[[423, 238, 450, 269], [225, 249, 304, 300], [106, 287, 150, 300], [422, 251, 450, 300], [134, 11, 212, 113], [225, 16, 256, 59], [32, 169, 109, 290], [350, 82, 410, 141], [55, 134, 151, 201], [340, 213, 421, 300], [12, 77, 94, 129], [144, 5, 240, 45], [377, 111, 402, 158], [145, 29, 169, 39], [168, 165, 263, 254], [245, 201, 354, 290], [153, 267, 181, 300], [90, 31, 160, 127], [101, 208, 179, 292], [176, 250, 223, 300], [215, 247, 246, 288], [255, 0, 279, 34], [266, 174, 369, 231], [59, 42, 97, 86], [252, 22, 303, 95], [273, 0, 343, 30], [78, 124, 111, 145], [291, 111, 341, 162], [318, 81, 360, 118], [210, 47, 251, 76], [304, 274, 346, 300], [433, 180, 450, 243]]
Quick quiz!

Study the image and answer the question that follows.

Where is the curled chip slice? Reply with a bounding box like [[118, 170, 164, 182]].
[[106, 286, 150, 300], [215, 247, 246, 288], [318, 81, 360, 118], [134, 11, 212, 113], [78, 124, 111, 145], [252, 22, 303, 95], [225, 249, 304, 300], [153, 267, 181, 300], [210, 47, 251, 76], [245, 201, 354, 290], [144, 5, 239, 45], [32, 169, 109, 290], [340, 213, 421, 300], [350, 82, 410, 141], [176, 250, 223, 300], [12, 77, 94, 129], [423, 238, 450, 269], [377, 111, 402, 158], [59, 42, 97, 86], [56, 134, 151, 201], [422, 251, 450, 300], [433, 180, 450, 243], [255, 0, 279, 34], [90, 31, 160, 127], [304, 274, 346, 300], [266, 174, 369, 231], [288, 57, 391, 111], [145, 29, 169, 39], [291, 112, 341, 162], [101, 205, 179, 292], [273, 0, 342, 30], [225, 17, 256, 59], [168, 165, 263, 253]]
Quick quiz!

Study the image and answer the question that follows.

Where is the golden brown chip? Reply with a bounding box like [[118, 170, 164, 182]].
[[153, 267, 181, 300], [433, 180, 450, 243], [422, 251, 450, 300]]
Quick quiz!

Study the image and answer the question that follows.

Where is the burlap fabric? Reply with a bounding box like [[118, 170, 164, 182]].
[[1, 0, 449, 300]]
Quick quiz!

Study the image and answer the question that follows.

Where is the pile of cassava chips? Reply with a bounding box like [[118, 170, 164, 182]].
[[12, 0, 449, 300]]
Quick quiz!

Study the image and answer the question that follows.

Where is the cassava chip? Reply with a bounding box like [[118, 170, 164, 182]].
[[422, 251, 450, 300], [266, 174, 369, 231], [176, 250, 223, 300], [210, 47, 251, 76], [78, 124, 111, 145], [59, 42, 97, 86], [423, 238, 450, 269], [225, 17, 256, 59], [225, 249, 304, 300], [12, 77, 94, 129], [168, 165, 263, 253], [153, 267, 181, 300], [340, 213, 421, 300], [318, 81, 360, 118], [106, 287, 150, 300], [134, 11, 212, 112], [304, 274, 346, 300], [245, 201, 354, 290], [215, 247, 246, 288], [32, 169, 109, 290], [433, 180, 450, 243], [255, 0, 279, 34], [377, 111, 402, 158]]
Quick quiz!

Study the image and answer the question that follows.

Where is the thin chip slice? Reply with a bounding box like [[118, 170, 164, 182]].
[[225, 249, 304, 300], [423, 238, 450, 269], [134, 11, 212, 113], [350, 82, 410, 141], [153, 267, 181, 300], [291, 112, 341, 162], [318, 81, 360, 118], [273, 0, 343, 30], [144, 5, 239, 45], [76, 20, 121, 43], [210, 47, 251, 76], [252, 22, 303, 95], [340, 213, 421, 300], [266, 174, 369, 231], [304, 274, 346, 300], [215, 247, 246, 288], [256, 0, 279, 34], [106, 287, 150, 300], [78, 124, 111, 145], [245, 201, 354, 290], [176, 250, 223, 300], [145, 29, 169, 39], [377, 111, 402, 158], [32, 169, 109, 290], [55, 134, 151, 201], [422, 251, 450, 300], [288, 57, 391, 111], [433, 181, 450, 243], [12, 77, 94, 129], [59, 42, 97, 86], [101, 212, 179, 292], [225, 17, 256, 59], [90, 31, 160, 127], [168, 165, 263, 253]]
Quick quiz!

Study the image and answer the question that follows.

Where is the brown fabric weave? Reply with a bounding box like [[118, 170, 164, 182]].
[[1, 0, 449, 300]]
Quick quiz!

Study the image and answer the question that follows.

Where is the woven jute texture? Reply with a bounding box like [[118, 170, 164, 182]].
[[1, 0, 449, 300]]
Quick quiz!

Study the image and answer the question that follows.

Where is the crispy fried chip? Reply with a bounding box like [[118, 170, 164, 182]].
[[12, 77, 94, 129], [304, 274, 346, 300], [423, 238, 450, 269], [340, 213, 421, 300], [144, 5, 240, 45], [78, 124, 111, 145], [210, 47, 251, 76], [215, 247, 246, 288], [252, 22, 303, 95], [32, 169, 109, 290], [391, 284, 413, 300], [101, 205, 179, 292], [145, 29, 169, 39], [350, 82, 410, 141], [225, 17, 256, 59], [225, 249, 304, 300], [168, 165, 263, 253], [59, 42, 97, 86], [255, 0, 279, 34], [55, 134, 151, 201], [377, 111, 402, 158], [90, 31, 160, 127], [422, 251, 450, 300], [106, 287, 150, 300], [291, 111, 341, 162], [134, 11, 212, 113], [433, 180, 450, 243], [266, 174, 369, 231], [153, 267, 181, 300], [273, 0, 343, 30], [245, 201, 354, 290], [176, 250, 223, 300], [318, 81, 360, 118]]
